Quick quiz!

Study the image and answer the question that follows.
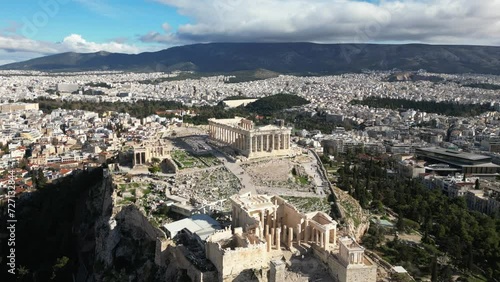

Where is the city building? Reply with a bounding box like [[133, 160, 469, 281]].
[[396, 157, 426, 178], [481, 137, 500, 153], [416, 147, 500, 175], [0, 103, 39, 113], [466, 181, 500, 216], [56, 83, 80, 93]]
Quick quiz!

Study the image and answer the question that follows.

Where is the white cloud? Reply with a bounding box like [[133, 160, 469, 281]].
[[61, 34, 141, 53], [0, 33, 152, 65], [0, 35, 59, 54], [149, 0, 500, 46], [162, 23, 172, 32]]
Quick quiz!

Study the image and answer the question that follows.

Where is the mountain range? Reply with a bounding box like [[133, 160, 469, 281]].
[[2, 43, 500, 75]]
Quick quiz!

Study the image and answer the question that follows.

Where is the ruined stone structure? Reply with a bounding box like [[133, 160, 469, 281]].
[[133, 140, 171, 166], [323, 237, 378, 282], [230, 192, 337, 252], [201, 192, 376, 282], [208, 117, 292, 159], [206, 227, 268, 281]]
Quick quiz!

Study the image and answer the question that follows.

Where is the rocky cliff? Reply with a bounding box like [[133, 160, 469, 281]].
[[0, 168, 178, 282], [73, 171, 172, 282]]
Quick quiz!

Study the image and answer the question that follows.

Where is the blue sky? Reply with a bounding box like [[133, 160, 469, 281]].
[[0, 0, 188, 46], [1, 0, 500, 64]]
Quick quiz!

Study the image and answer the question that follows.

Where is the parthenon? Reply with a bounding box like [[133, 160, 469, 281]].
[[208, 117, 292, 159]]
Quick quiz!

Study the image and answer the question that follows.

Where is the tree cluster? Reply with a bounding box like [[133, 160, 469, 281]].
[[25, 98, 184, 118], [245, 93, 309, 115], [350, 97, 494, 117], [0, 168, 105, 281], [463, 83, 500, 90], [336, 154, 500, 279]]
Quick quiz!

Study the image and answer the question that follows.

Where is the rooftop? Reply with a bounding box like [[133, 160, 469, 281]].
[[393, 266, 408, 273], [417, 147, 490, 161], [163, 214, 221, 241], [230, 192, 275, 212]]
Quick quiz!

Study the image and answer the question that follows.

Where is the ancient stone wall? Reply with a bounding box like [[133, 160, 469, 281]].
[[311, 244, 377, 282], [206, 229, 268, 280], [221, 243, 268, 278], [274, 196, 304, 232], [170, 245, 219, 282]]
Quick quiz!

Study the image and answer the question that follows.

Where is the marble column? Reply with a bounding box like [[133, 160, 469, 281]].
[[266, 234, 272, 252], [324, 228, 330, 250], [266, 209, 272, 227], [276, 227, 281, 250], [282, 224, 287, 243], [288, 227, 293, 249], [296, 223, 301, 245], [271, 228, 275, 246], [249, 135, 253, 153], [260, 211, 265, 227], [320, 232, 324, 248], [304, 221, 309, 242], [273, 202, 277, 231]]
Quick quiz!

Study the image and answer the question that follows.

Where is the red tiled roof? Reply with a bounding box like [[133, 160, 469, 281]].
[[60, 169, 72, 175]]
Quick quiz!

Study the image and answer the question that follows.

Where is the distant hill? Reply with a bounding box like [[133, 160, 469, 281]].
[[2, 43, 500, 75]]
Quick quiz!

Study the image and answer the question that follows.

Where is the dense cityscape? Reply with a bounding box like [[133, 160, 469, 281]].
[[0, 68, 499, 282], [1, 1, 500, 282]]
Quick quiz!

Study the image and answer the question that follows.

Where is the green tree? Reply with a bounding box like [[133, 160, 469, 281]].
[[18, 158, 29, 170], [37, 168, 48, 189], [51, 256, 69, 280], [148, 165, 161, 174], [17, 265, 30, 281]]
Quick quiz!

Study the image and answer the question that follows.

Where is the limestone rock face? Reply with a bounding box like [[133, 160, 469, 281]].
[[74, 174, 169, 282]]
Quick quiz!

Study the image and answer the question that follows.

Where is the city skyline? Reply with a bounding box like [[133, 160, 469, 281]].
[[1, 0, 500, 65]]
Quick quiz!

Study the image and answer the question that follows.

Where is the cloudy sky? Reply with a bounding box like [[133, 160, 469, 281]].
[[1, 0, 499, 65]]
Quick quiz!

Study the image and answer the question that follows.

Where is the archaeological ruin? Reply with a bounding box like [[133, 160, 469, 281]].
[[208, 117, 292, 159]]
